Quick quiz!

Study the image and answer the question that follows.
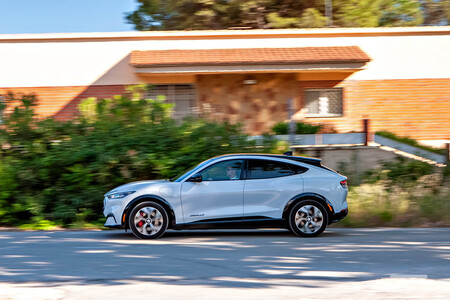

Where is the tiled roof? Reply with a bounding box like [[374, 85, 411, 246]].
[[130, 46, 370, 67]]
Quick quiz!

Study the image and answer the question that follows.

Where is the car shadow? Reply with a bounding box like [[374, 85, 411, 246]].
[[107, 228, 346, 239]]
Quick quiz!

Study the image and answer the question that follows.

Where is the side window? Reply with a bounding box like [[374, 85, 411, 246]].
[[248, 160, 294, 179], [199, 160, 244, 181]]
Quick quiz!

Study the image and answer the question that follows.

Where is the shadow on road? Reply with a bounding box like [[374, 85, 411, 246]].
[[0, 228, 449, 289]]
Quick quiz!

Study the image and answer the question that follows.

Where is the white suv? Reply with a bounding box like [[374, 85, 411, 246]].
[[103, 153, 348, 239]]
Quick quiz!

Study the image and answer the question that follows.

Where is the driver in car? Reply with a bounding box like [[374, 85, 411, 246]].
[[226, 164, 240, 180]]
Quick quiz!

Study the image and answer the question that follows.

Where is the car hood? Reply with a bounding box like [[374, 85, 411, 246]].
[[106, 180, 168, 195]]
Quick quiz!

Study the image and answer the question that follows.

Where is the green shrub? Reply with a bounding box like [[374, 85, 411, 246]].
[[272, 121, 321, 135], [338, 175, 450, 227], [0, 86, 276, 227], [364, 157, 434, 184], [337, 158, 450, 227]]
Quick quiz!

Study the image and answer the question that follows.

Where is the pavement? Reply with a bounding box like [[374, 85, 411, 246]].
[[0, 228, 449, 299]]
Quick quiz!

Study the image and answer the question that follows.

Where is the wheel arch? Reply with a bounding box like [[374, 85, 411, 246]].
[[282, 193, 334, 224], [122, 195, 176, 230]]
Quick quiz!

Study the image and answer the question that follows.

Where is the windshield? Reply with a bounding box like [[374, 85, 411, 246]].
[[171, 157, 219, 182]]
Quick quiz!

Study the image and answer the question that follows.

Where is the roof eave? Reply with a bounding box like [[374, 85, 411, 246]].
[[131, 60, 370, 68], [133, 63, 368, 74]]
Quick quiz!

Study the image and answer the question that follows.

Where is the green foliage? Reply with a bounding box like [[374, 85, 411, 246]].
[[444, 164, 450, 179], [338, 163, 450, 227], [379, 0, 423, 26], [338, 0, 383, 27], [422, 0, 450, 25], [19, 218, 58, 230], [271, 121, 322, 135], [364, 157, 434, 184], [126, 0, 431, 30], [376, 131, 446, 155], [298, 8, 327, 28], [126, 0, 231, 30], [0, 87, 275, 227], [337, 0, 423, 27]]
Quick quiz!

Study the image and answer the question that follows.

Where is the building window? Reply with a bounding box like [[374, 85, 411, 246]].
[[147, 84, 196, 119], [304, 88, 343, 117]]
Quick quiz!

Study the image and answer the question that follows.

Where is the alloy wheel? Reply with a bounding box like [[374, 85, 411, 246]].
[[294, 204, 324, 234], [133, 206, 164, 237]]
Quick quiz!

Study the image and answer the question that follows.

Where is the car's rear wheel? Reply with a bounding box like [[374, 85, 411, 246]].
[[129, 201, 168, 239], [288, 200, 328, 237]]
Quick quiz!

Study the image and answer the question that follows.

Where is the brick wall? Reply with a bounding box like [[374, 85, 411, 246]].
[[1, 77, 449, 141], [298, 78, 450, 140], [0, 85, 125, 121]]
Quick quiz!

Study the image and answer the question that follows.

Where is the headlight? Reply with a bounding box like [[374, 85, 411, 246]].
[[107, 191, 135, 199]]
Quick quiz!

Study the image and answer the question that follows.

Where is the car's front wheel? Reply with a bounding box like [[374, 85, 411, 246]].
[[288, 200, 328, 237], [129, 201, 168, 239]]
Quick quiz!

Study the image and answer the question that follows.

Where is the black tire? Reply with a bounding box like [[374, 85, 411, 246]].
[[288, 200, 328, 237], [129, 201, 168, 239]]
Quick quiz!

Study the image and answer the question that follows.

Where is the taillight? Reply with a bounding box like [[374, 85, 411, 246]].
[[340, 180, 348, 189]]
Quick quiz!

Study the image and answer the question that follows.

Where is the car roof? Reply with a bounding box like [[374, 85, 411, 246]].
[[215, 153, 322, 168]]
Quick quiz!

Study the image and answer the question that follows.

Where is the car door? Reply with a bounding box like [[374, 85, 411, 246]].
[[180, 159, 245, 224], [243, 159, 305, 219]]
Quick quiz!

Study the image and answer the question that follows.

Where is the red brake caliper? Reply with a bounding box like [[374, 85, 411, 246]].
[[137, 221, 144, 227]]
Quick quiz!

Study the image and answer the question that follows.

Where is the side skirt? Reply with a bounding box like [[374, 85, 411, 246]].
[[172, 217, 286, 230]]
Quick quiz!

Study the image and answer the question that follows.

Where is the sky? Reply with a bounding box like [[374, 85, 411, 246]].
[[0, 0, 138, 34]]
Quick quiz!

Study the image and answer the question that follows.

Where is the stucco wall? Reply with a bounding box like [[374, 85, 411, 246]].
[[0, 28, 449, 88]]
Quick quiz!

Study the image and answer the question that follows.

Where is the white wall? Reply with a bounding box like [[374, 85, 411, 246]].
[[0, 30, 449, 88]]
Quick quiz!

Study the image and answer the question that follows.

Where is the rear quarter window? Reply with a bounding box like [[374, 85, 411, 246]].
[[288, 163, 308, 174]]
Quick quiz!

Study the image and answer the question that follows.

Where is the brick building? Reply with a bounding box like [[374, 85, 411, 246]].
[[0, 27, 449, 145]]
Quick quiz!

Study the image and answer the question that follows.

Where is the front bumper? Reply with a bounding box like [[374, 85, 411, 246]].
[[103, 196, 124, 228], [331, 208, 348, 223]]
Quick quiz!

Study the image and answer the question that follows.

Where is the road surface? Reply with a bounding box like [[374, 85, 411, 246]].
[[0, 228, 449, 299]]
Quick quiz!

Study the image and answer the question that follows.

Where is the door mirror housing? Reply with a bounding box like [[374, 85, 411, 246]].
[[188, 173, 203, 182]]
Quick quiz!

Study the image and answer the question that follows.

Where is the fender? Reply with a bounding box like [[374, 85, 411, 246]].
[[282, 192, 335, 223], [122, 194, 176, 230]]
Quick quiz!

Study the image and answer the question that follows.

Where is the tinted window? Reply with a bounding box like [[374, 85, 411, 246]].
[[289, 164, 308, 174], [199, 160, 244, 181], [248, 160, 294, 179]]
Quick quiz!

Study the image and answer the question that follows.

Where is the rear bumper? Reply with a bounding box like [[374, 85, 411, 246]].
[[331, 208, 348, 223]]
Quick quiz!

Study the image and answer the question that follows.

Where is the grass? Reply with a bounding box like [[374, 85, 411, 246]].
[[336, 173, 450, 227]]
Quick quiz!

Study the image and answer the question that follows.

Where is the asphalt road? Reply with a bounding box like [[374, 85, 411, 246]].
[[0, 228, 449, 299]]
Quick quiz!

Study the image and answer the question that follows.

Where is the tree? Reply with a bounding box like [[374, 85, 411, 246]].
[[421, 0, 450, 25], [337, 0, 384, 27], [126, 0, 330, 30], [125, 0, 432, 30], [126, 0, 230, 30], [379, 0, 423, 26], [337, 0, 423, 27]]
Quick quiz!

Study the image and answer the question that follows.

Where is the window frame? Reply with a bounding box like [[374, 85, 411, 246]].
[[304, 87, 343, 118]]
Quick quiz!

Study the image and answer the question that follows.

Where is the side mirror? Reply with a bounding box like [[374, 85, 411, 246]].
[[188, 173, 203, 182]]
